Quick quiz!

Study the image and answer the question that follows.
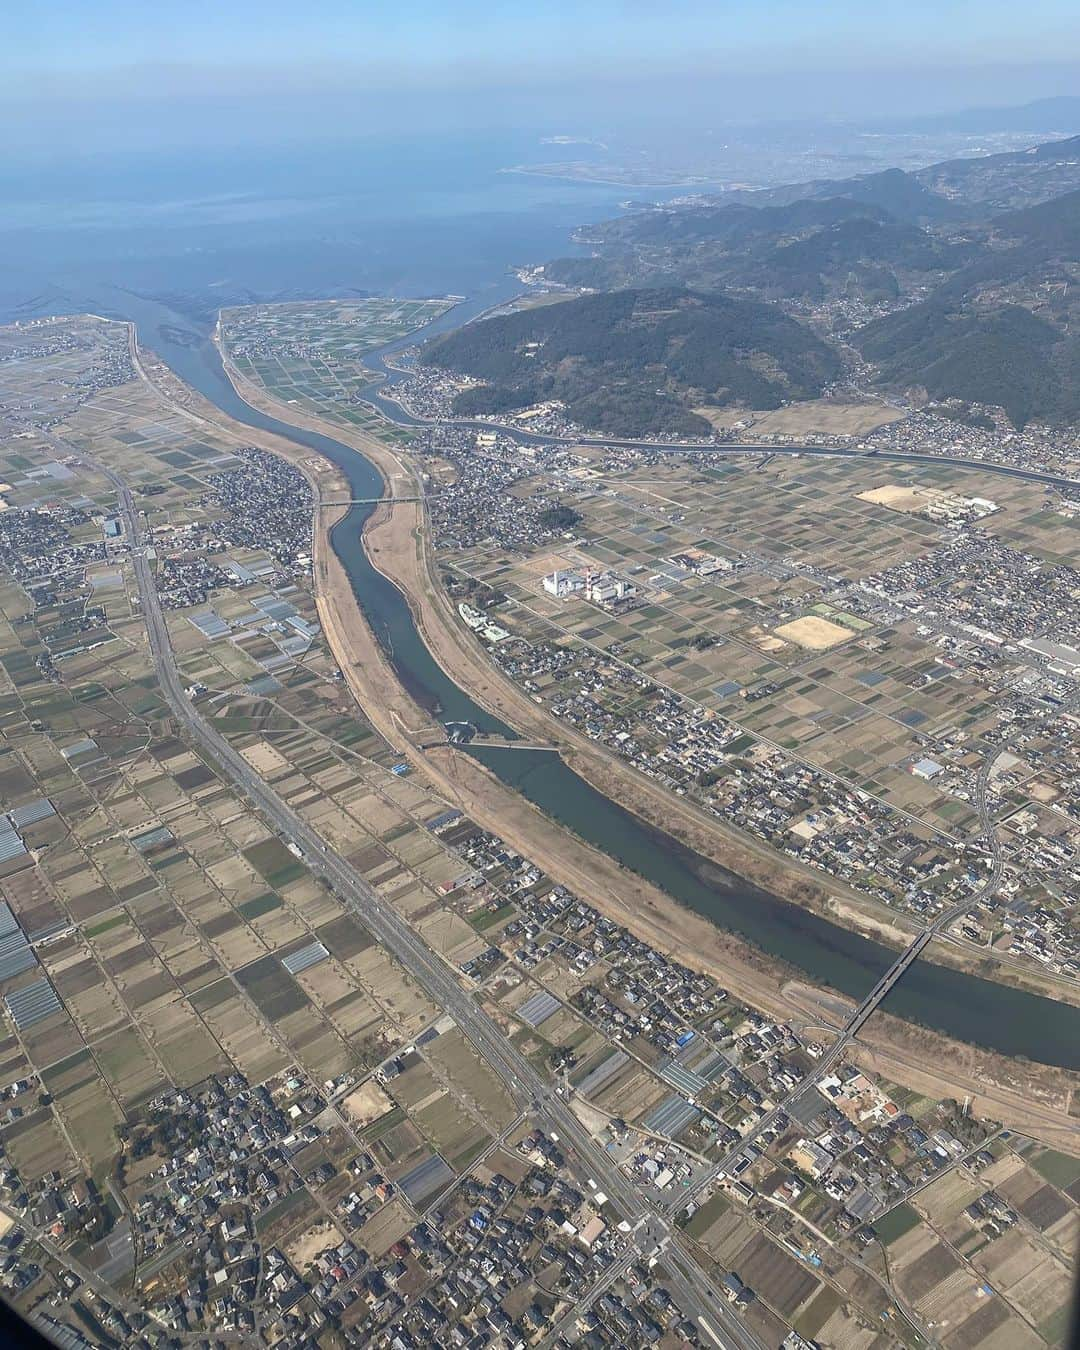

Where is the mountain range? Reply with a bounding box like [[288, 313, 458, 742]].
[[450, 131, 1080, 433]]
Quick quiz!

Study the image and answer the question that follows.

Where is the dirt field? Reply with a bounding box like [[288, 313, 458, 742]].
[[773, 615, 854, 649], [285, 1217, 344, 1272], [342, 1079, 395, 1128], [146, 337, 1080, 1144], [239, 742, 290, 774], [856, 483, 934, 512], [744, 624, 788, 653], [694, 398, 905, 437]]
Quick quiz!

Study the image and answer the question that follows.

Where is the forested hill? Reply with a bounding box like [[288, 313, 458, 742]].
[[431, 132, 1080, 435], [917, 134, 1080, 211], [540, 133, 1080, 304], [526, 132, 1080, 431], [850, 186, 1080, 428], [853, 302, 1075, 430], [421, 288, 840, 438], [542, 190, 977, 303], [995, 185, 1080, 253]]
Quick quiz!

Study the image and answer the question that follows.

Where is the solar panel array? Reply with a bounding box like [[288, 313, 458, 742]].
[[425, 809, 462, 833], [8, 797, 55, 829], [6, 977, 61, 1030], [277, 634, 311, 658], [575, 1049, 629, 1098], [130, 825, 175, 854], [398, 1154, 454, 1205], [281, 941, 329, 976], [0, 932, 38, 982], [517, 990, 560, 1028], [189, 611, 231, 638], [253, 596, 299, 621], [658, 1060, 708, 1097], [0, 898, 66, 1011], [0, 823, 27, 864], [27, 918, 70, 945], [641, 1093, 701, 1139], [29, 1309, 95, 1350], [244, 675, 283, 696], [0, 901, 39, 982], [60, 738, 97, 761]]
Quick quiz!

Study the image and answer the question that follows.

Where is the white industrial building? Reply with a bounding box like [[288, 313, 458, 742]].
[[542, 569, 586, 598], [585, 572, 635, 605]]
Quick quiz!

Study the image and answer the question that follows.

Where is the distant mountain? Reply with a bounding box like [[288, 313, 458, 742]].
[[580, 196, 889, 248], [867, 96, 1080, 136], [544, 193, 974, 303], [704, 133, 1080, 218], [915, 134, 1080, 211], [789, 167, 962, 225], [849, 186, 1080, 427], [421, 288, 840, 437], [681, 166, 960, 225], [526, 132, 1080, 432]]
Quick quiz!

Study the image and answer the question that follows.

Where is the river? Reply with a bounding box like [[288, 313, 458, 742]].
[[89, 289, 1080, 1072]]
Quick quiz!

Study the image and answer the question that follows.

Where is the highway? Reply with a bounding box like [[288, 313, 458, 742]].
[[630, 443, 1073, 492], [360, 372, 1080, 493], [88, 455, 763, 1348]]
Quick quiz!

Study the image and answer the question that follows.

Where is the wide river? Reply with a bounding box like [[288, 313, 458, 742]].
[[106, 290, 1080, 1070]]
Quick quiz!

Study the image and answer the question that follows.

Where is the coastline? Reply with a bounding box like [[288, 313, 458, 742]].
[[500, 164, 722, 189], [193, 340, 1080, 1132]]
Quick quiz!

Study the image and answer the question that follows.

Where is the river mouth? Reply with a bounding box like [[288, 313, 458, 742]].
[[117, 290, 1080, 1071]]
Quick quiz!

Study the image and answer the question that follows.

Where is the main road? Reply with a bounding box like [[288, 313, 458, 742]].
[[85, 453, 762, 1348], [358, 360, 1079, 492]]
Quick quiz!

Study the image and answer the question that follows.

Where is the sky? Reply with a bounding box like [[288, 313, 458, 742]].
[[6, 1, 1080, 154], [11, 0, 1080, 89]]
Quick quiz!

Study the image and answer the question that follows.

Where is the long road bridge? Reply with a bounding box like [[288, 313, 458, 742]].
[[662, 745, 1013, 1229], [317, 493, 437, 506]]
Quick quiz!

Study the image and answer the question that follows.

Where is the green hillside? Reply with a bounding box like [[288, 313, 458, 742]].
[[853, 302, 1076, 429], [421, 288, 841, 437]]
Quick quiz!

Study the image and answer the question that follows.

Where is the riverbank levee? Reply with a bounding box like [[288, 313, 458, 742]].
[[215, 303, 1080, 1015], [119, 316, 1080, 1115], [214, 327, 1080, 1070]]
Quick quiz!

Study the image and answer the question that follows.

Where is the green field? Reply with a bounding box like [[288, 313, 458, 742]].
[[874, 1201, 922, 1246]]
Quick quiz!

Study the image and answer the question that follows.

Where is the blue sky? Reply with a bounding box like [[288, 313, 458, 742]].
[[10, 0, 1080, 93]]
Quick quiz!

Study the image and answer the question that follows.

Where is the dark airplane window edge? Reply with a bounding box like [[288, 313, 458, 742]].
[[0, 1294, 67, 1350]]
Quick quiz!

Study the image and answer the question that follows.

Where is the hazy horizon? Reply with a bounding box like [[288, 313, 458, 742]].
[[6, 1, 1080, 158]]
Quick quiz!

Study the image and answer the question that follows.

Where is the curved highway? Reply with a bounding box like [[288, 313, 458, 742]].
[[356, 344, 1078, 492]]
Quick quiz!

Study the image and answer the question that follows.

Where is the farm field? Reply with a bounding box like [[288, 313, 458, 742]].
[[221, 297, 456, 444], [0, 318, 553, 1325], [449, 455, 1053, 838], [1, 311, 1077, 1348]]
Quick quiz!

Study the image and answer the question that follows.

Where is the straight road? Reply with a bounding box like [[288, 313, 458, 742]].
[[89, 455, 760, 1347]]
